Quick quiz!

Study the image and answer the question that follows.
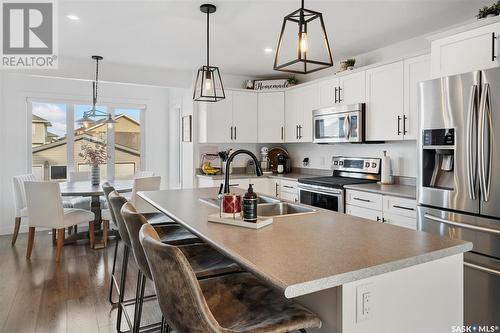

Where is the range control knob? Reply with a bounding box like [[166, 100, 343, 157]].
[[365, 162, 370, 168], [339, 161, 344, 166], [333, 161, 338, 166], [372, 163, 377, 168]]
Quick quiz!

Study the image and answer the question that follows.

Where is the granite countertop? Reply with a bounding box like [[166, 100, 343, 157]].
[[139, 187, 471, 298], [344, 183, 416, 199]]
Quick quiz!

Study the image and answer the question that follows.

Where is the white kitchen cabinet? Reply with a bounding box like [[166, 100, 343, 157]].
[[197, 176, 248, 189], [319, 78, 339, 108], [346, 189, 417, 230], [339, 71, 366, 105], [346, 204, 382, 222], [252, 178, 278, 197], [233, 91, 258, 143], [198, 90, 258, 143], [318, 72, 365, 108], [258, 92, 285, 143], [279, 179, 299, 202], [198, 90, 233, 143], [430, 21, 500, 78], [403, 54, 431, 140], [284, 83, 319, 143], [365, 61, 404, 141]]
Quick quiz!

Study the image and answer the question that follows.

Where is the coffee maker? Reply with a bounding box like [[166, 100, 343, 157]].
[[277, 154, 287, 174]]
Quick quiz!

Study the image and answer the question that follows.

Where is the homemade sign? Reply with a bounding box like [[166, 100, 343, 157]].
[[253, 79, 289, 91]]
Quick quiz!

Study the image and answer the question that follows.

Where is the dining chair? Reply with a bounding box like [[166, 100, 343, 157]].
[[11, 174, 37, 246], [109, 192, 202, 333], [134, 170, 155, 178], [130, 176, 162, 213], [24, 181, 95, 262], [121, 204, 241, 333], [140, 224, 321, 333]]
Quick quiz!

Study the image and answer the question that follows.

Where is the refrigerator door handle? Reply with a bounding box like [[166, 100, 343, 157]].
[[424, 213, 500, 235], [466, 84, 478, 200], [464, 261, 500, 277], [478, 83, 493, 202]]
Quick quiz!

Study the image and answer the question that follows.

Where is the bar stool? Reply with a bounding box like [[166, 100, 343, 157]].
[[109, 191, 202, 333], [121, 202, 243, 333], [140, 224, 322, 333]]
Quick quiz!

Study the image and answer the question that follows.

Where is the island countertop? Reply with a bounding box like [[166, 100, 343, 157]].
[[139, 188, 471, 298]]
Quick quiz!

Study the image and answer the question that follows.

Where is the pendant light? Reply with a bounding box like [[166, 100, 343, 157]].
[[76, 56, 118, 128], [193, 4, 225, 102], [273, 0, 333, 74]]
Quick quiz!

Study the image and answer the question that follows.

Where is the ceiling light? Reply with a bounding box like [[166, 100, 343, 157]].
[[193, 4, 225, 102], [66, 14, 80, 21], [273, 0, 333, 74], [264, 47, 273, 53]]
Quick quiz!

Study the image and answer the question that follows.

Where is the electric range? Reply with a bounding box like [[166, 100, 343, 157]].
[[298, 157, 381, 213]]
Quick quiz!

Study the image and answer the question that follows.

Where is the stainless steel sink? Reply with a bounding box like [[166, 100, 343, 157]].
[[200, 195, 280, 208], [257, 202, 316, 217]]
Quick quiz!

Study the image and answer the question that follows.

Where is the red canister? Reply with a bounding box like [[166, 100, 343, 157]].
[[223, 194, 242, 214]]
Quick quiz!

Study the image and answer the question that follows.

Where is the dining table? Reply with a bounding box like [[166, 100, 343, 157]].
[[58, 180, 133, 247]]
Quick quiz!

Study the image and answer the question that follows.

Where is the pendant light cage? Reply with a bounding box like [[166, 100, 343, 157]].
[[193, 4, 226, 102], [274, 2, 333, 74]]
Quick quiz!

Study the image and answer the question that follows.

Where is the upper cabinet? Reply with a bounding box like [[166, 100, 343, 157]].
[[233, 91, 258, 142], [258, 92, 285, 143], [365, 61, 404, 141], [198, 90, 258, 143], [404, 54, 431, 140], [284, 83, 319, 143], [431, 21, 500, 78], [318, 71, 365, 108]]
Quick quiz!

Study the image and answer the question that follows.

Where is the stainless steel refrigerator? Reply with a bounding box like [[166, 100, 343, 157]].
[[417, 68, 500, 326]]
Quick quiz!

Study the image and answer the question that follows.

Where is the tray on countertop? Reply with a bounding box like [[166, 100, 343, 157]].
[[208, 213, 273, 229]]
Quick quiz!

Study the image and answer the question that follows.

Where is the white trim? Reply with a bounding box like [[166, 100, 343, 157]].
[[67, 104, 75, 171]]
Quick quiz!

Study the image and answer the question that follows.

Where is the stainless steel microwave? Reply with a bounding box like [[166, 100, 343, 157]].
[[313, 103, 365, 143]]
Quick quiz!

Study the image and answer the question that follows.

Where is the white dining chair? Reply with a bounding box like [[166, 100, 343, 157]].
[[11, 174, 37, 246], [134, 170, 155, 178], [130, 176, 161, 213], [25, 181, 95, 262]]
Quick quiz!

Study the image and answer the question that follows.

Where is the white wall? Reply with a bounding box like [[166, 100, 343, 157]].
[[284, 141, 417, 178], [0, 73, 171, 235]]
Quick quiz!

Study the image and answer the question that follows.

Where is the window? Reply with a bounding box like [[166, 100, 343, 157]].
[[31, 102, 68, 181], [31, 101, 144, 181]]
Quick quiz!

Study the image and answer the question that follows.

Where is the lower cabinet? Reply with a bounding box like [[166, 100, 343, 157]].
[[346, 189, 417, 229], [197, 176, 286, 199], [197, 176, 249, 190], [253, 178, 279, 197]]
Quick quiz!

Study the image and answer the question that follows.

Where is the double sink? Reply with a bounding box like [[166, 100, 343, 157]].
[[200, 195, 316, 218]]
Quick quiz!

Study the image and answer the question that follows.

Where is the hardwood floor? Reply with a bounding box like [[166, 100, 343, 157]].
[[0, 230, 162, 333]]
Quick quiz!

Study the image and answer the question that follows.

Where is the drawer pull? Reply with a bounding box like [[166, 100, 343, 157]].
[[464, 262, 500, 277], [393, 205, 415, 211], [353, 197, 371, 203], [283, 185, 295, 189]]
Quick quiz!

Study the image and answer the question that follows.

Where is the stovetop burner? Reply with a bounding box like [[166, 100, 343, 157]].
[[298, 176, 376, 189]]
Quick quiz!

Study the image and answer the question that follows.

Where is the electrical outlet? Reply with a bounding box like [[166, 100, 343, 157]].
[[356, 284, 373, 322]]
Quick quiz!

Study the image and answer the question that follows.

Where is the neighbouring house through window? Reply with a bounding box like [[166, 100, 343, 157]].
[[31, 101, 144, 181]]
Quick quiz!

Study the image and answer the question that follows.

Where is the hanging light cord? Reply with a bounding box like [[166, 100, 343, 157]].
[[206, 9, 210, 67], [93, 58, 100, 109]]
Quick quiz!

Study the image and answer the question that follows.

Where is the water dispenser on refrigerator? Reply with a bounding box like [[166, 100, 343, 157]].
[[421, 129, 455, 191]]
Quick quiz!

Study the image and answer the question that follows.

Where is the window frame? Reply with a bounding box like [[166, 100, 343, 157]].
[[28, 98, 146, 181]]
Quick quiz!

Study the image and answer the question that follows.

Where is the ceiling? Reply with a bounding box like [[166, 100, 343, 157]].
[[59, 0, 490, 77]]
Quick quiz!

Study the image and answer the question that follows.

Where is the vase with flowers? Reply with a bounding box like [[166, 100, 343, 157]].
[[79, 143, 108, 185]]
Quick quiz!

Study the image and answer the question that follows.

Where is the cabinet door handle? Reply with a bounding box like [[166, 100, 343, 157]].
[[283, 185, 294, 189], [397, 116, 402, 135], [234, 126, 237, 141], [338, 86, 343, 103], [492, 32, 497, 61], [353, 197, 371, 203], [298, 125, 302, 139], [403, 115, 408, 135], [376, 216, 381, 222], [275, 183, 279, 197], [230, 126, 233, 140], [296, 125, 299, 139], [393, 205, 415, 211], [334, 87, 338, 103], [281, 126, 284, 140]]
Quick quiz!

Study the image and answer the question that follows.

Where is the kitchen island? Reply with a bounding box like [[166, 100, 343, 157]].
[[139, 187, 472, 333]]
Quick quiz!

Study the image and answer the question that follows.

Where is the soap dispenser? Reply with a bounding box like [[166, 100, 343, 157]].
[[242, 184, 258, 222]]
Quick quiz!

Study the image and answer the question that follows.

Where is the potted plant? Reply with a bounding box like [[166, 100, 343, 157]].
[[477, 2, 500, 19], [79, 142, 108, 185], [287, 77, 299, 86], [340, 58, 356, 71]]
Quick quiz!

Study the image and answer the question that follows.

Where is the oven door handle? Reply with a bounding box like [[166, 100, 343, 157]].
[[424, 213, 500, 235], [464, 261, 500, 277], [299, 186, 342, 196]]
